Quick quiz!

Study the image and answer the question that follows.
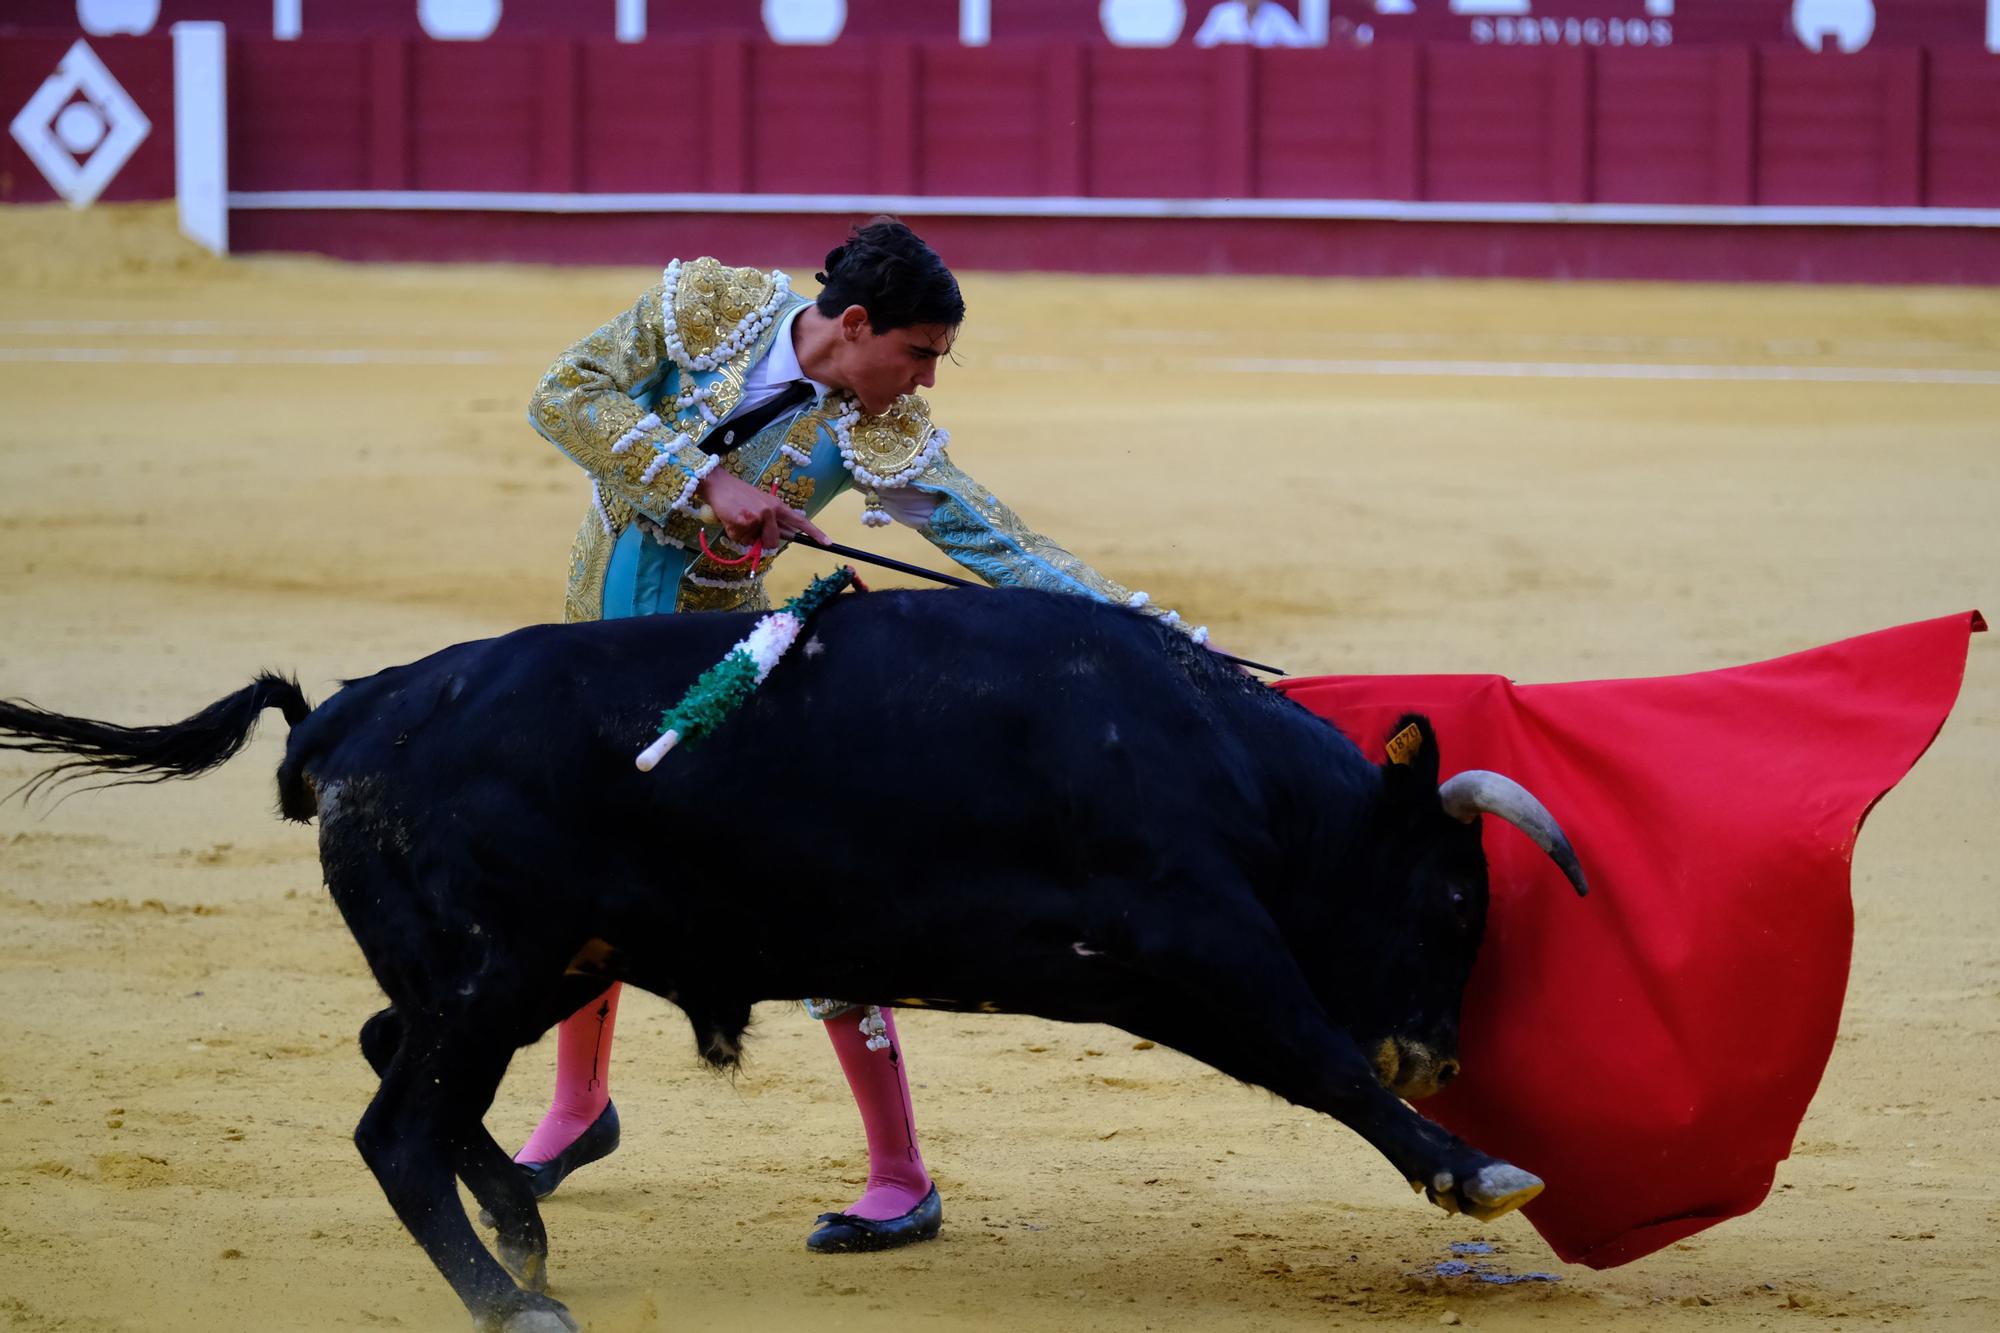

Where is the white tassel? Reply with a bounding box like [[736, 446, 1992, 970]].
[[861, 509, 893, 528], [685, 570, 760, 589], [859, 1005, 891, 1053], [670, 452, 720, 512], [611, 412, 661, 456], [634, 516, 684, 548]]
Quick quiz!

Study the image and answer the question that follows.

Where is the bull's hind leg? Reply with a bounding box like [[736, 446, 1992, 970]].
[[360, 1005, 551, 1289], [460, 1129, 555, 1292], [355, 1024, 577, 1333]]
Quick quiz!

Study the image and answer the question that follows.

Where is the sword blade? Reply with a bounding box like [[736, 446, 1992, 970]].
[[791, 535, 979, 589], [788, 535, 1288, 677]]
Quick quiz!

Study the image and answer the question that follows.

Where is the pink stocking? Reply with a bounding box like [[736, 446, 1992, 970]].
[[823, 1008, 933, 1220], [515, 983, 621, 1164]]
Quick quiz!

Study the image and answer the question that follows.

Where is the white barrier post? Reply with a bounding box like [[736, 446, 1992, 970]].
[[960, 0, 991, 45], [171, 21, 228, 255], [617, 0, 647, 42], [1299, 0, 1329, 44]]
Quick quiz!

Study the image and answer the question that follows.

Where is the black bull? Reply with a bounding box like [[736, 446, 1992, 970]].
[[0, 587, 1588, 1333]]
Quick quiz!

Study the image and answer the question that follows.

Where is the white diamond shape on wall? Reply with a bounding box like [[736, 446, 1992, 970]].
[[10, 39, 152, 208]]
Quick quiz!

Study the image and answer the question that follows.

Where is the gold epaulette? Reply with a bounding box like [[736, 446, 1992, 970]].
[[665, 257, 788, 369], [845, 393, 942, 483], [841, 393, 950, 528]]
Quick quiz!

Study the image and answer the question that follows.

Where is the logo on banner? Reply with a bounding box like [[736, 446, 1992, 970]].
[[419, 0, 502, 41], [1792, 0, 1875, 52], [1102, 0, 1188, 46], [9, 39, 151, 208], [1461, 1, 1675, 47], [76, 0, 159, 35], [764, 0, 848, 44]]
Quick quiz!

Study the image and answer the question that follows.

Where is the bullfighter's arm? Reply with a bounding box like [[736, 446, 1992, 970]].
[[881, 454, 1208, 642], [527, 285, 719, 523]]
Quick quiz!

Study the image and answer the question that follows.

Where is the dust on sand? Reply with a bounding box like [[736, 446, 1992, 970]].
[[2, 205, 1996, 1331]]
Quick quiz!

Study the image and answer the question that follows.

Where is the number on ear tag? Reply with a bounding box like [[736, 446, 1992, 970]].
[[1385, 723, 1423, 767]]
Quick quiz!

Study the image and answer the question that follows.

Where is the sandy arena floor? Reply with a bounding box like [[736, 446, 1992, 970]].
[[1, 204, 1996, 1332]]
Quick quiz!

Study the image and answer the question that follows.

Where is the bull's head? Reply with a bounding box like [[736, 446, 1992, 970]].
[[1336, 714, 1587, 1103]]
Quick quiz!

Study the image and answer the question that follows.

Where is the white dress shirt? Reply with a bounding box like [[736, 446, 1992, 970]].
[[733, 301, 832, 415]]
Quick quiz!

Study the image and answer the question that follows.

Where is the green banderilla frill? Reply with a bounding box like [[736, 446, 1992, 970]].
[[634, 568, 858, 771]]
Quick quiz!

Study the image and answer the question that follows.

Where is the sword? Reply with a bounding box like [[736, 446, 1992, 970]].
[[787, 534, 1289, 677]]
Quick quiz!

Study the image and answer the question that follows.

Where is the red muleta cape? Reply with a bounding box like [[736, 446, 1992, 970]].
[[1275, 611, 1984, 1268]]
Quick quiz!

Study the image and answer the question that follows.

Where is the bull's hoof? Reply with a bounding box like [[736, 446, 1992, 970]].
[[473, 1291, 578, 1333], [496, 1235, 549, 1293], [498, 1313, 576, 1333], [1424, 1162, 1544, 1223]]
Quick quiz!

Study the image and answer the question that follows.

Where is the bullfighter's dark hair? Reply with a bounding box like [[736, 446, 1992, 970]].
[[814, 217, 966, 334]]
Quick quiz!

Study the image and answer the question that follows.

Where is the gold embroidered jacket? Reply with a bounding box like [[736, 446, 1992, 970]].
[[530, 258, 1163, 626]]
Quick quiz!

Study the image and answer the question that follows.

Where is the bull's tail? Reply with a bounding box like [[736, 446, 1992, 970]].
[[0, 673, 312, 807]]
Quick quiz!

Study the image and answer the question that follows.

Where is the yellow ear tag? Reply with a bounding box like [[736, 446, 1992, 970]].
[[1385, 723, 1423, 767]]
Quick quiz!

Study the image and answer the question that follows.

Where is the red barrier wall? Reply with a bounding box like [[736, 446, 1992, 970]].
[[5, 31, 1998, 280], [199, 37, 2000, 209], [222, 208, 2000, 284], [1930, 49, 2000, 202]]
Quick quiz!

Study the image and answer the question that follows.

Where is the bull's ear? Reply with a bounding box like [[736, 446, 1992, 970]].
[[1379, 713, 1442, 789]]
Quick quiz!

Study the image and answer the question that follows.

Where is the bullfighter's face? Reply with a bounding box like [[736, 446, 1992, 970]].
[[831, 308, 956, 416]]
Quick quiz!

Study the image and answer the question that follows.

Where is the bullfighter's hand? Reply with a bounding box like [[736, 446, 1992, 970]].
[[696, 469, 830, 550]]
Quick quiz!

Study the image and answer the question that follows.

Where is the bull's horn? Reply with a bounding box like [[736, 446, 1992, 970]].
[[1437, 771, 1589, 897]]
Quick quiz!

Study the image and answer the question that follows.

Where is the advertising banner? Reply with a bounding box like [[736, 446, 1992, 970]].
[[7, 2, 1999, 53], [3, 33, 172, 204]]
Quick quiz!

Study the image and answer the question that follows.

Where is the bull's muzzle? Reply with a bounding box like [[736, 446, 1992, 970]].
[[1373, 1037, 1461, 1102]]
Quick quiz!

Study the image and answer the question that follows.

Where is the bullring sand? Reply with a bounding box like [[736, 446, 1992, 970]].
[[1, 204, 1996, 1331]]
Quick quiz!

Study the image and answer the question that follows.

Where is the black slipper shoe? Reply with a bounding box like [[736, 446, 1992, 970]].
[[517, 1101, 621, 1200], [805, 1184, 943, 1254]]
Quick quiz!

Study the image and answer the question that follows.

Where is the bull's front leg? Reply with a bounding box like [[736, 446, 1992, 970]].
[[1283, 1048, 1545, 1223], [1119, 940, 1541, 1222]]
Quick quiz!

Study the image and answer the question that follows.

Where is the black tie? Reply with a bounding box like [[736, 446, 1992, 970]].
[[702, 380, 815, 456]]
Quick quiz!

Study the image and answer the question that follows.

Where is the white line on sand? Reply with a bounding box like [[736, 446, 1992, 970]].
[[0, 347, 508, 366], [4, 345, 1996, 385], [986, 354, 2000, 387]]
